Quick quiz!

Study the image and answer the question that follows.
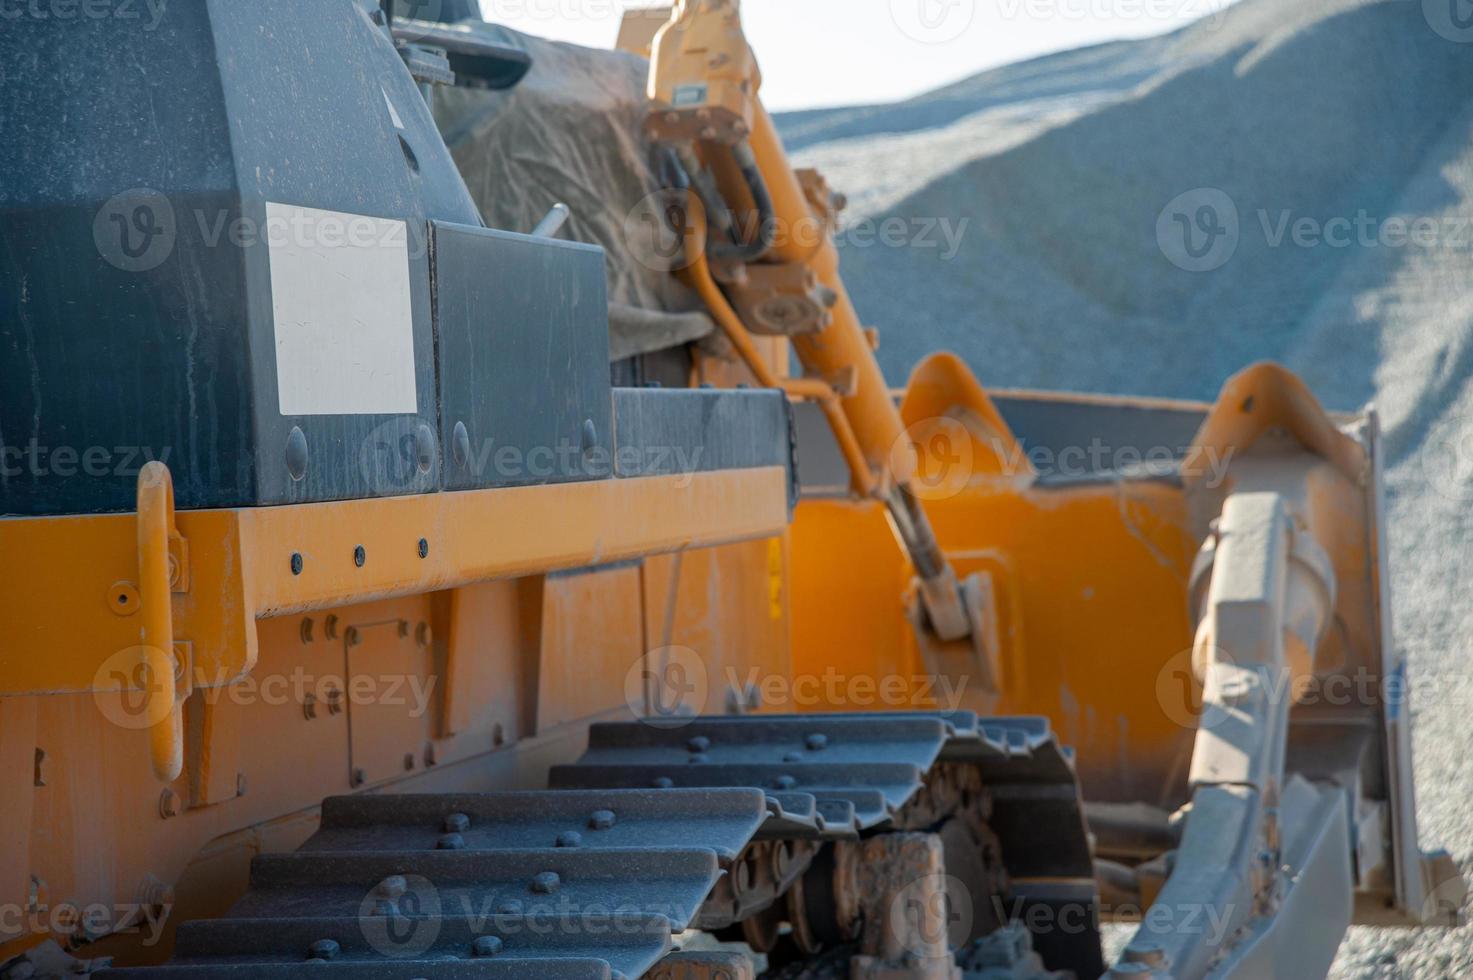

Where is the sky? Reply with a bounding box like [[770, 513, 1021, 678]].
[[476, 0, 1236, 111]]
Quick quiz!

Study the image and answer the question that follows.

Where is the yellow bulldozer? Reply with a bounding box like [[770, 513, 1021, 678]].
[[0, 1, 1462, 977]]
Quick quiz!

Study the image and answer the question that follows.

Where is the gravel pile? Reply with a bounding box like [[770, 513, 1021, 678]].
[[779, 0, 1473, 973]]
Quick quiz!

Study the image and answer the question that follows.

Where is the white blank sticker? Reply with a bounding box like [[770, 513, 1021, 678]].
[[267, 202, 418, 416]]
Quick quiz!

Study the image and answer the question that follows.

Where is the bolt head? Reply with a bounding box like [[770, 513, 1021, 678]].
[[307, 939, 340, 961], [472, 935, 502, 957]]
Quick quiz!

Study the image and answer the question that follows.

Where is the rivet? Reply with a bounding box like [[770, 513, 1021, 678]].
[[352, 768, 368, 787], [437, 833, 465, 850], [417, 538, 429, 559], [530, 872, 560, 894], [376, 876, 407, 899], [285, 426, 309, 482], [472, 935, 502, 957], [652, 776, 674, 789], [324, 615, 340, 640], [452, 421, 471, 468], [290, 553, 304, 576], [687, 736, 711, 753], [773, 775, 797, 790], [307, 939, 339, 961], [415, 622, 432, 649], [556, 831, 582, 848], [353, 545, 366, 568], [403, 753, 416, 772], [589, 810, 616, 830], [444, 813, 471, 833], [299, 618, 314, 644], [158, 789, 181, 820], [580, 418, 598, 455], [414, 424, 436, 475], [805, 733, 829, 751]]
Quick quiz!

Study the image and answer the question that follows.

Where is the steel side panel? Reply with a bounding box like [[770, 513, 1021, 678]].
[[0, 468, 789, 696]]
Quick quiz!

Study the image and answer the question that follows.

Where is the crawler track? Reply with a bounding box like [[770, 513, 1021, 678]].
[[99, 713, 1102, 979]]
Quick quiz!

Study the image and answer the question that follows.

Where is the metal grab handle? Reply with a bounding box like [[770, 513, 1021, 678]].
[[137, 462, 184, 782]]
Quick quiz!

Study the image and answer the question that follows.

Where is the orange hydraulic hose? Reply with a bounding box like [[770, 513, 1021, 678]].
[[682, 217, 878, 498]]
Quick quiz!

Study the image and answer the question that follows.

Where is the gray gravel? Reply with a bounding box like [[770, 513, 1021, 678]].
[[779, 0, 1473, 973]]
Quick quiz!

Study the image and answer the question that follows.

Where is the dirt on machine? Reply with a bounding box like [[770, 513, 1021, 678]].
[[0, 2, 1463, 979]]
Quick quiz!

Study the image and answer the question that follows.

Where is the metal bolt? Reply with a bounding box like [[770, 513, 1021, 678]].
[[589, 810, 616, 831], [805, 733, 829, 751], [783, 752, 803, 763], [376, 876, 407, 899], [530, 872, 560, 895], [556, 831, 582, 848], [773, 775, 797, 791], [158, 789, 181, 820], [353, 545, 366, 568], [437, 833, 465, 850], [307, 939, 340, 961], [414, 424, 436, 475], [345, 626, 361, 648], [452, 421, 471, 468], [418, 538, 429, 559], [444, 813, 471, 833], [285, 426, 309, 482], [324, 615, 340, 640], [290, 553, 304, 576], [688, 754, 709, 764], [471, 935, 502, 958], [300, 618, 314, 644], [652, 776, 674, 789], [687, 736, 711, 753]]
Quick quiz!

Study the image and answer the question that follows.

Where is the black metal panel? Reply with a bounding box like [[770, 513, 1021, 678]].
[[0, 0, 478, 514], [433, 222, 612, 490], [610, 388, 793, 483]]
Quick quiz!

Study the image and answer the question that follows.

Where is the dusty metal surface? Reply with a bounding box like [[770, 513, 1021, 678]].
[[94, 714, 1098, 980]]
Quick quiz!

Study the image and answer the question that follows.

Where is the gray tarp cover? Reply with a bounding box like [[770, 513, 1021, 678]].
[[433, 28, 714, 361]]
